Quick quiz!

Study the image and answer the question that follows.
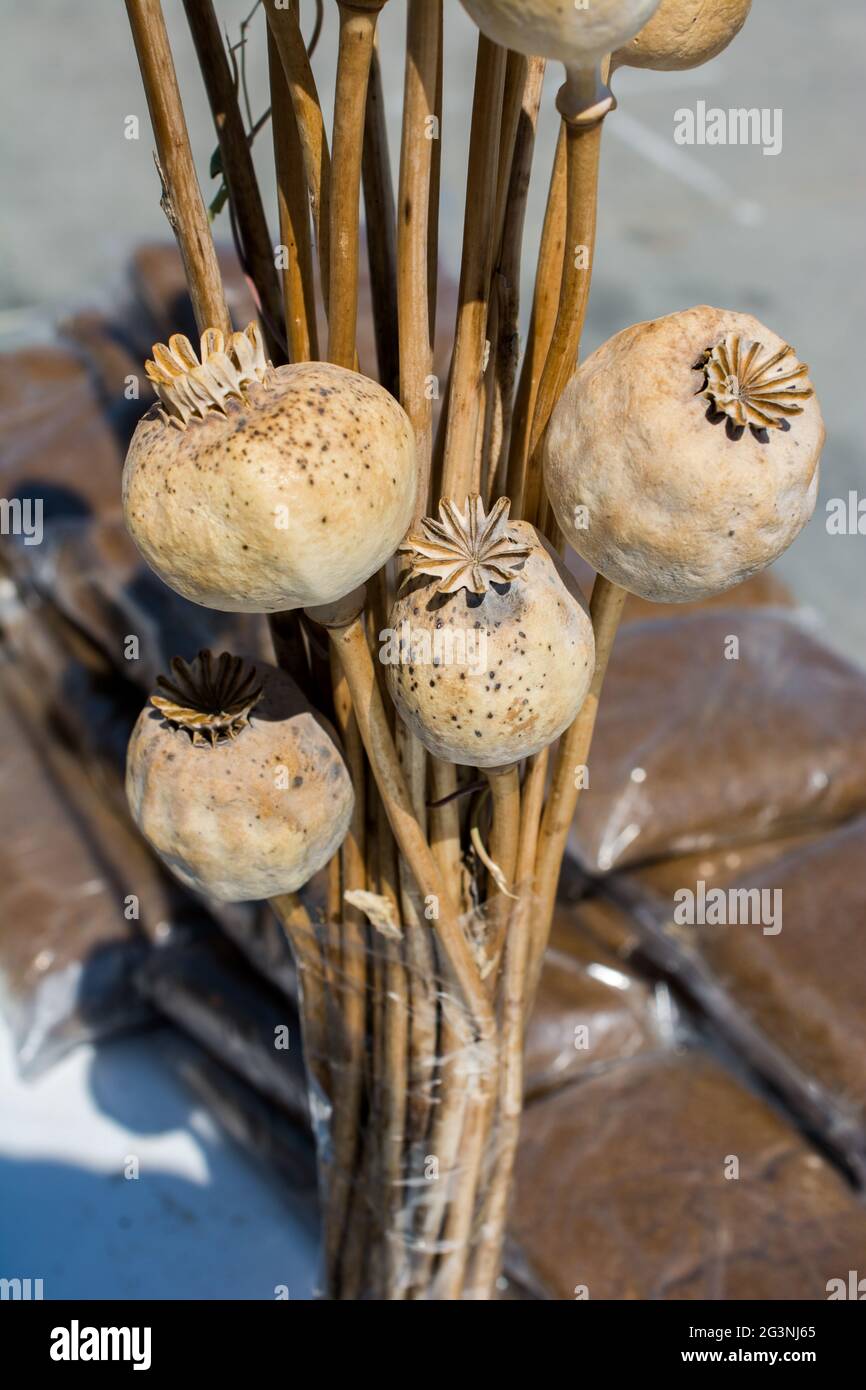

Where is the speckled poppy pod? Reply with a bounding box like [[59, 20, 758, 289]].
[[123, 324, 416, 613], [612, 0, 752, 72], [544, 306, 825, 604], [459, 0, 662, 67], [126, 650, 354, 902], [385, 496, 595, 768]]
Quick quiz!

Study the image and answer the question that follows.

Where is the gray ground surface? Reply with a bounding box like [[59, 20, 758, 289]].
[[2, 0, 864, 654]]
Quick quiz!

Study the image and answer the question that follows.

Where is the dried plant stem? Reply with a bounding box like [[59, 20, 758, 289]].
[[428, 757, 462, 898], [487, 56, 546, 499], [440, 34, 507, 504], [464, 748, 547, 1298], [325, 650, 370, 1294], [395, 0, 444, 1170], [126, 0, 230, 337], [530, 575, 627, 1000], [522, 72, 612, 527], [267, 20, 319, 361], [182, 0, 284, 361], [375, 797, 411, 1298], [483, 764, 520, 982], [328, 2, 387, 369], [506, 125, 566, 516], [398, 0, 442, 514], [433, 1058, 495, 1299], [410, 991, 484, 1300], [270, 891, 332, 1101], [264, 0, 332, 307], [362, 42, 399, 395]]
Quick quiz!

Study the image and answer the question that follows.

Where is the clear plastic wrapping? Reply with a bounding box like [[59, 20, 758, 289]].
[[266, 867, 680, 1301]]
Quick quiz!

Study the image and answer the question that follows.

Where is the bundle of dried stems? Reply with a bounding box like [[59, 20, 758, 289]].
[[125, 0, 628, 1300]]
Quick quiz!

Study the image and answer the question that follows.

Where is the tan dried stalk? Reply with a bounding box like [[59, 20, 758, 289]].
[[396, 0, 443, 1168], [439, 34, 507, 505], [324, 649, 369, 1294], [267, 18, 319, 361], [465, 747, 548, 1298], [506, 125, 567, 517], [482, 54, 545, 500], [182, 0, 285, 361], [328, 2, 388, 369], [531, 576, 627, 999], [126, 0, 230, 337], [270, 891, 333, 1103], [362, 41, 399, 395], [522, 77, 612, 526], [483, 764, 520, 983], [264, 0, 332, 307]]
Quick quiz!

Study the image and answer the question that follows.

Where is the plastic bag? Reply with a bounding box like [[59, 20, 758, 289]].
[[510, 1049, 866, 1300], [570, 609, 866, 872]]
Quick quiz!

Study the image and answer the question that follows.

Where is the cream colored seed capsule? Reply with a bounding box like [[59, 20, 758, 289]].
[[126, 651, 354, 902], [386, 496, 595, 769], [460, 0, 662, 67], [123, 324, 416, 613], [544, 306, 825, 605], [613, 0, 752, 72]]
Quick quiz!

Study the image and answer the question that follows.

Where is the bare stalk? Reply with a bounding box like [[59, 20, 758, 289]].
[[530, 576, 627, 1000], [264, 0, 332, 307], [464, 748, 547, 1298], [439, 34, 507, 504], [267, 17, 319, 361], [126, 0, 230, 336], [506, 125, 566, 516], [362, 40, 399, 394], [485, 55, 546, 499], [328, 1, 388, 369], [482, 764, 520, 984], [395, 0, 444, 1161], [324, 649, 370, 1295], [398, 0, 442, 513], [182, 0, 285, 360], [522, 68, 613, 527]]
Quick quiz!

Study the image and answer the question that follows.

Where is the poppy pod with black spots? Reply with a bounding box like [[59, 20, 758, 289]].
[[126, 652, 354, 902], [386, 496, 595, 768], [122, 324, 416, 614]]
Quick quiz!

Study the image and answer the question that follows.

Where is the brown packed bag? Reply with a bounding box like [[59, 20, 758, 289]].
[[684, 818, 866, 1124], [510, 1051, 866, 1300], [0, 684, 174, 1075], [563, 833, 866, 1183], [570, 610, 866, 872]]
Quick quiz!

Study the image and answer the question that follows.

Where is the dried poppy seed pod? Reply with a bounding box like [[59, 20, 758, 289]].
[[123, 325, 416, 613], [126, 651, 354, 902], [459, 0, 662, 67], [385, 496, 595, 768], [544, 306, 825, 605], [612, 0, 752, 72]]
